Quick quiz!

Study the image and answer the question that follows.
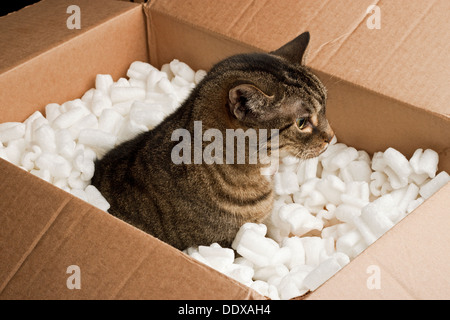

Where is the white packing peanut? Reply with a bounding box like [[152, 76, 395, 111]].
[[348, 160, 372, 182], [351, 216, 377, 247], [52, 106, 87, 130], [328, 147, 358, 171], [160, 63, 175, 80], [170, 59, 195, 83], [127, 61, 157, 81], [410, 149, 439, 178], [336, 228, 364, 258], [281, 236, 305, 268], [250, 280, 270, 297], [98, 108, 124, 136], [371, 151, 386, 172], [301, 237, 329, 266], [304, 190, 327, 212], [68, 171, 87, 190], [369, 171, 387, 197], [334, 203, 361, 223], [129, 101, 167, 129], [419, 171, 450, 199], [277, 275, 305, 300], [91, 90, 113, 117], [85, 185, 111, 212], [95, 74, 114, 95], [78, 129, 117, 156], [278, 203, 323, 236], [226, 264, 254, 287], [21, 145, 42, 171], [360, 197, 396, 238], [302, 254, 347, 291], [0, 122, 26, 143], [147, 69, 168, 89], [397, 183, 420, 215], [232, 223, 279, 268], [116, 117, 148, 144], [45, 103, 62, 124], [129, 78, 146, 89], [32, 124, 56, 154], [198, 243, 235, 270], [194, 70, 207, 84], [5, 139, 26, 165], [110, 86, 146, 104], [254, 265, 289, 282], [30, 168, 51, 182], [35, 153, 72, 179], [71, 188, 89, 202], [383, 147, 412, 189], [384, 166, 408, 189], [56, 129, 76, 159], [419, 149, 439, 178], [407, 197, 424, 214], [273, 170, 300, 195], [157, 77, 175, 94], [25, 111, 48, 142], [3, 59, 450, 300]]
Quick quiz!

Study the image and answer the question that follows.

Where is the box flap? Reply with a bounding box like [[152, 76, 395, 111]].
[[1, 0, 448, 301], [0, 0, 148, 123], [0, 159, 264, 299], [148, 0, 450, 117], [306, 182, 450, 300], [146, 0, 450, 173]]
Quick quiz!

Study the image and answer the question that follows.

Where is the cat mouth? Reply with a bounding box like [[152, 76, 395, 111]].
[[281, 146, 326, 160], [302, 142, 330, 159]]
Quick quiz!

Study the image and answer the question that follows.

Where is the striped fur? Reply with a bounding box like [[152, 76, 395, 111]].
[[92, 32, 333, 250]]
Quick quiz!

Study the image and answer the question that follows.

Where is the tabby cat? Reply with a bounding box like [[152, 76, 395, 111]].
[[91, 32, 334, 250]]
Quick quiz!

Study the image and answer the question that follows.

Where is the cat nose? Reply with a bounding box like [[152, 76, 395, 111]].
[[324, 124, 335, 143]]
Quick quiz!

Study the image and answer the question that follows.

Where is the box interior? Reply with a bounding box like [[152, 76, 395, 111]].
[[0, 0, 449, 299]]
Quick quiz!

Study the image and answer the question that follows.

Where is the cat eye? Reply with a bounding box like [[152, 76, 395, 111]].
[[296, 117, 308, 129]]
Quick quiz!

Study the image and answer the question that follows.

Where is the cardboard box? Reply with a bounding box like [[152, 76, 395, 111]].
[[0, 0, 449, 299]]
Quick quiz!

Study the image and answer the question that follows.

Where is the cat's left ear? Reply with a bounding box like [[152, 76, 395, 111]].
[[270, 31, 310, 65], [228, 84, 274, 121]]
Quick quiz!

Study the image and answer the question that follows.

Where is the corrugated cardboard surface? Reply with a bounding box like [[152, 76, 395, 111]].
[[0, 0, 263, 300], [149, 0, 450, 117], [0, 0, 148, 123], [315, 69, 450, 173], [0, 0, 449, 300], [306, 183, 450, 300], [146, 0, 450, 171], [0, 159, 263, 299]]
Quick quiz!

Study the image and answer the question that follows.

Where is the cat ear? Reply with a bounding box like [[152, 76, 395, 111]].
[[228, 84, 274, 121], [270, 31, 310, 65]]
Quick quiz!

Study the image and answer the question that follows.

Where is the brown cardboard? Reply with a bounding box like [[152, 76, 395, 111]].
[[0, 0, 449, 300], [146, 0, 450, 172], [306, 183, 450, 300], [0, 0, 148, 123], [148, 0, 450, 117], [0, 0, 263, 300], [0, 159, 263, 299]]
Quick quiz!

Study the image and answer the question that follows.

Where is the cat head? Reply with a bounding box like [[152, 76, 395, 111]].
[[208, 31, 334, 159]]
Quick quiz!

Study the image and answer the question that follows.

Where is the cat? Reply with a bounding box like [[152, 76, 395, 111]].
[[91, 31, 334, 251]]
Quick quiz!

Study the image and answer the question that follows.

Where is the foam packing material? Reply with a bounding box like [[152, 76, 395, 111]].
[[0, 59, 448, 300]]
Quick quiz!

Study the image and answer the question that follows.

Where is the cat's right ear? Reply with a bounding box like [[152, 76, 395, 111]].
[[270, 31, 310, 65], [228, 84, 274, 121]]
